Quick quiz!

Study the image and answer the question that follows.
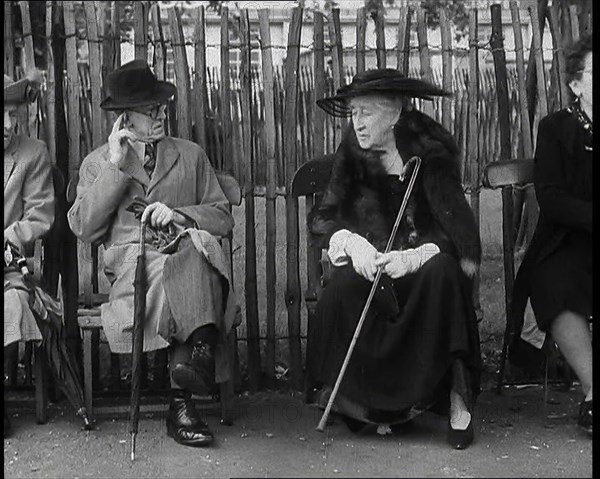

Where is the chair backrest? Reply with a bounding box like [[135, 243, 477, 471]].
[[481, 159, 536, 393], [291, 155, 335, 199], [290, 155, 335, 309], [482, 159, 534, 189], [215, 171, 242, 206]]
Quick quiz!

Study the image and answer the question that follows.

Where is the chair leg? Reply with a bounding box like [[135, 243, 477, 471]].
[[5, 342, 19, 386], [220, 332, 237, 426], [495, 321, 511, 394], [543, 357, 549, 408], [110, 353, 122, 390], [24, 342, 33, 386], [83, 329, 94, 423], [153, 349, 169, 389], [34, 345, 48, 424], [219, 379, 234, 426]]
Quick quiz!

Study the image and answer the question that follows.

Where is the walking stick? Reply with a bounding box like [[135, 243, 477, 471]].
[[130, 220, 148, 460], [316, 156, 422, 432]]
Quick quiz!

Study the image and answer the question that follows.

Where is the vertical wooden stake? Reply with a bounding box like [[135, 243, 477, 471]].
[[240, 9, 261, 392], [440, 6, 452, 131], [490, 4, 512, 162], [193, 6, 207, 149], [416, 5, 434, 117], [134, 1, 149, 62], [313, 12, 326, 159], [373, 7, 386, 69], [284, 6, 304, 391], [168, 6, 192, 141], [528, 1, 549, 135], [396, 5, 412, 75], [84, 2, 103, 151], [220, 8, 232, 172], [259, 8, 278, 389], [467, 7, 482, 324], [356, 8, 366, 74]]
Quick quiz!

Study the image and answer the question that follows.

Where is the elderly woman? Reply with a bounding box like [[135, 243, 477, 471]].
[[306, 69, 482, 449], [4, 71, 54, 437], [512, 34, 593, 435]]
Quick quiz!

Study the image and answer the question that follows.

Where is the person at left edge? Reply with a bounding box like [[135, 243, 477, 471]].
[[4, 70, 55, 438]]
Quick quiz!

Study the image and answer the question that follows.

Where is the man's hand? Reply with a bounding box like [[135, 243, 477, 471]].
[[108, 113, 138, 165], [345, 233, 379, 282], [141, 202, 176, 229]]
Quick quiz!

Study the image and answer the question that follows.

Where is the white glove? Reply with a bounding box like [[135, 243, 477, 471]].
[[374, 243, 440, 279], [327, 229, 379, 281]]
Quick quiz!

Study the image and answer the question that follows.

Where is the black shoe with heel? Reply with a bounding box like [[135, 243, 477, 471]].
[[166, 392, 214, 447], [446, 417, 474, 450]]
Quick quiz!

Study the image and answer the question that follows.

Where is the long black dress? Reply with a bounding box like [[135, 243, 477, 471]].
[[307, 170, 481, 425]]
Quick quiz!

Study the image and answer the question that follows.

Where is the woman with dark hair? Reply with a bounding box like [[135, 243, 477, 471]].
[[305, 69, 482, 449], [512, 34, 593, 435]]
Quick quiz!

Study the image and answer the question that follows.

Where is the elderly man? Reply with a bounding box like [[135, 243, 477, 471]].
[[68, 60, 236, 447], [4, 71, 55, 437]]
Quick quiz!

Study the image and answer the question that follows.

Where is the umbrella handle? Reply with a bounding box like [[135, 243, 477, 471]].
[[139, 219, 147, 254]]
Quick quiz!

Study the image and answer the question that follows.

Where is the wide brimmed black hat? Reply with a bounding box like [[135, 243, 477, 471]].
[[4, 71, 43, 105], [317, 68, 451, 118], [100, 59, 176, 111]]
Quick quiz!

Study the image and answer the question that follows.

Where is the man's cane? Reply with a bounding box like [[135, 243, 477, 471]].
[[316, 156, 422, 432]]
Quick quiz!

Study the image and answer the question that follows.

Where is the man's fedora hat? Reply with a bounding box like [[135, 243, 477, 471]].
[[317, 68, 452, 118], [100, 60, 176, 111], [4, 70, 44, 105]]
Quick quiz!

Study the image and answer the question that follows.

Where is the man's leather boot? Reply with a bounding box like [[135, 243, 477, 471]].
[[171, 341, 216, 396], [166, 391, 214, 447]]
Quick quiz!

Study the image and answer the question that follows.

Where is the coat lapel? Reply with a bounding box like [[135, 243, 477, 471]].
[[118, 143, 150, 188], [4, 156, 16, 189], [148, 138, 180, 194], [4, 136, 20, 189]]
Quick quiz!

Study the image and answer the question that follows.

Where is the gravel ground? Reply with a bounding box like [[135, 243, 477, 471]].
[[4, 385, 592, 478]]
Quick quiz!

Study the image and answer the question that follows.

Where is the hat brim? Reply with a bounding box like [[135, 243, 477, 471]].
[[100, 81, 176, 111], [317, 78, 452, 118]]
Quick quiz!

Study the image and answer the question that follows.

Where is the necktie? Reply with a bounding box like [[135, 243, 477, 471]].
[[143, 142, 157, 179]]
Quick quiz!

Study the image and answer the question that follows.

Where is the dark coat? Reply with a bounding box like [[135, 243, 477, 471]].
[[512, 108, 593, 332], [309, 109, 481, 278]]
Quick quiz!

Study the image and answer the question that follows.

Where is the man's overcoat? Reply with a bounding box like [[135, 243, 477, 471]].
[[4, 134, 55, 346], [68, 137, 235, 355]]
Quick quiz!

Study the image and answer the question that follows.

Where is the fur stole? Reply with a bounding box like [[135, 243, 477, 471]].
[[309, 109, 481, 277]]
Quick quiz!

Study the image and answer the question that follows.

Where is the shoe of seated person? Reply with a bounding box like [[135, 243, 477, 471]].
[[166, 392, 214, 447], [578, 399, 592, 435], [447, 415, 474, 450]]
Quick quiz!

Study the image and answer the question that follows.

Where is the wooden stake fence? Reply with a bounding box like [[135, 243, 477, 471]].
[[6, 1, 589, 394]]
